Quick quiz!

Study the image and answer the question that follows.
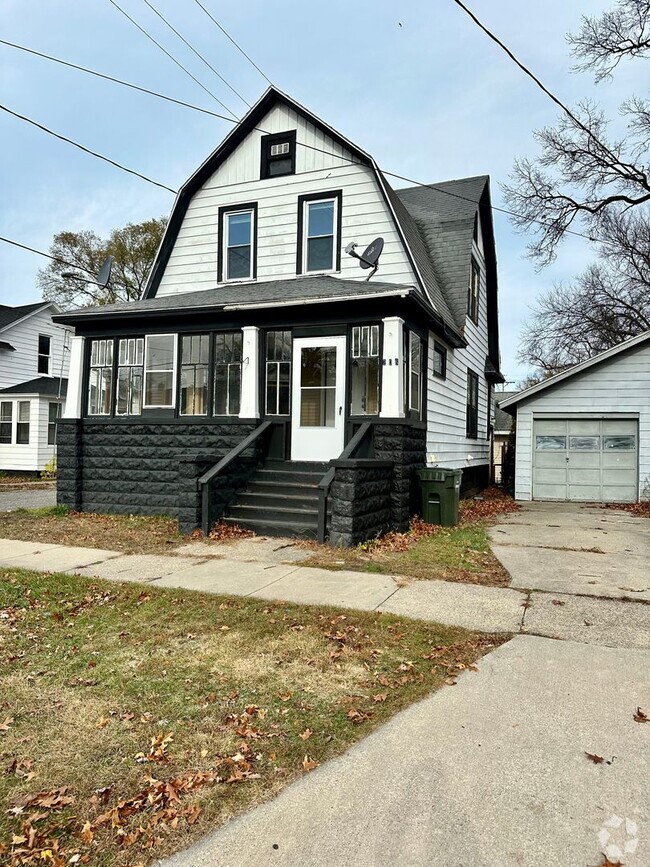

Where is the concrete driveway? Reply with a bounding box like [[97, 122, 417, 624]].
[[489, 502, 650, 601]]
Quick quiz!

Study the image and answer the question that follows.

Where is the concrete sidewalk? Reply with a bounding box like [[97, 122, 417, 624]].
[[160, 635, 650, 867], [0, 536, 648, 649]]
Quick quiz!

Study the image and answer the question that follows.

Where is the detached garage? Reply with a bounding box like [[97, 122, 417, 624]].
[[501, 331, 650, 504]]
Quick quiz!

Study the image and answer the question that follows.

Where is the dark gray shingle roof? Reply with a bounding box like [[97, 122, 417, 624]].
[[0, 377, 68, 397], [0, 302, 49, 331], [494, 390, 518, 432]]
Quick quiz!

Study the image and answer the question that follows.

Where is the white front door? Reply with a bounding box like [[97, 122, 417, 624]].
[[291, 336, 346, 462]]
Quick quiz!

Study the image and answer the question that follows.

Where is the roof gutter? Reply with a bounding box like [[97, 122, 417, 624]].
[[223, 288, 412, 311]]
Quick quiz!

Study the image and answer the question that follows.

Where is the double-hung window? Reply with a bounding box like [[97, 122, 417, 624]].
[[214, 332, 242, 416], [408, 331, 422, 418], [0, 402, 12, 444], [433, 342, 447, 379], [298, 192, 341, 274], [143, 334, 176, 409], [48, 402, 61, 445], [265, 330, 291, 416], [220, 204, 256, 282], [468, 258, 480, 324], [16, 401, 30, 444], [466, 369, 479, 439], [38, 335, 51, 374], [180, 335, 210, 415], [350, 325, 379, 415], [116, 338, 144, 416], [88, 339, 113, 415]]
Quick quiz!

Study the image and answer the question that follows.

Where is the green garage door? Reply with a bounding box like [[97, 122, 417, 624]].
[[532, 419, 638, 502]]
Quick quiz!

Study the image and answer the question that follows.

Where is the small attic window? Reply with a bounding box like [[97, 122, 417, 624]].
[[261, 131, 296, 179]]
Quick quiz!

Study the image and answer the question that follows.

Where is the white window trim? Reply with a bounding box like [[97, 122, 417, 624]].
[[302, 197, 338, 274], [143, 334, 178, 409], [223, 208, 255, 283]]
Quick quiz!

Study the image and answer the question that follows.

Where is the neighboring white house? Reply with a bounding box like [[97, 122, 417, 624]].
[[0, 301, 70, 472], [500, 331, 650, 503]]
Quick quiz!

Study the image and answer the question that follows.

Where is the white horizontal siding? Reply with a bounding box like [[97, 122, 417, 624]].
[[513, 341, 650, 501], [1, 307, 70, 389], [0, 397, 49, 472], [157, 105, 417, 295], [426, 242, 490, 469]]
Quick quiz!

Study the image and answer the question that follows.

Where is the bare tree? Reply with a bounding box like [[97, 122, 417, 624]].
[[38, 217, 167, 309], [503, 0, 650, 374]]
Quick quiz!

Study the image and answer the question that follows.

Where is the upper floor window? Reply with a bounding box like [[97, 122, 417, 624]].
[[214, 332, 242, 416], [88, 339, 113, 416], [180, 334, 210, 416], [38, 334, 51, 374], [350, 325, 379, 415], [466, 369, 479, 439], [0, 402, 12, 444], [116, 338, 144, 416], [219, 204, 257, 282], [468, 258, 480, 324], [298, 191, 341, 274], [260, 131, 296, 179], [433, 342, 447, 379], [143, 334, 176, 409], [265, 330, 292, 416]]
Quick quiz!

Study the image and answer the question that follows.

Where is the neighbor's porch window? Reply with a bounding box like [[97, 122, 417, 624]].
[[143, 334, 176, 409], [16, 401, 30, 444], [48, 402, 61, 445], [350, 325, 379, 415], [116, 338, 144, 416], [88, 339, 114, 415], [180, 334, 210, 415], [265, 330, 291, 415], [214, 332, 242, 416], [0, 402, 12, 444]]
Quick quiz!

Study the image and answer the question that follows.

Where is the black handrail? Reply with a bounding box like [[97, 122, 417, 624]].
[[199, 420, 273, 536], [317, 422, 373, 544]]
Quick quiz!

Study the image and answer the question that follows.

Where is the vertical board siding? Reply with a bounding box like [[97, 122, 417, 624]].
[[513, 342, 650, 501], [157, 105, 417, 295], [425, 243, 490, 469]]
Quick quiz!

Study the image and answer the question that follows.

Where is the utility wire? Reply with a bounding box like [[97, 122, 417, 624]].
[[107, 0, 238, 118], [191, 0, 274, 86], [139, 0, 250, 109], [0, 236, 103, 283], [0, 103, 177, 193]]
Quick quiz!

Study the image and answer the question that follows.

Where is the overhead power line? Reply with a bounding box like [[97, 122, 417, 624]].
[[191, 0, 274, 86], [0, 235, 102, 282], [139, 0, 250, 109], [106, 0, 238, 118], [0, 103, 177, 193]]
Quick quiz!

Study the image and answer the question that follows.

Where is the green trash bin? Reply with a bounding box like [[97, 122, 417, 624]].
[[417, 468, 462, 526]]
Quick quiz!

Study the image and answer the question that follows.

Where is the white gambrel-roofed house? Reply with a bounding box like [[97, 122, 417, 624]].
[[0, 301, 70, 472], [55, 87, 503, 545]]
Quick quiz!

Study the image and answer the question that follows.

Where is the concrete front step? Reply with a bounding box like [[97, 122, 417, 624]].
[[221, 516, 318, 539], [236, 491, 319, 510]]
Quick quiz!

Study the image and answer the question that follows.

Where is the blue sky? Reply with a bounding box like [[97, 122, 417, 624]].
[[0, 0, 639, 382]]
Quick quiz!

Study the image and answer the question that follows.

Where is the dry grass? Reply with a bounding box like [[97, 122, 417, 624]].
[[0, 567, 507, 867]]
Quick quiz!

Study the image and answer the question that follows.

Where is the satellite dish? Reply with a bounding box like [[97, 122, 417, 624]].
[[359, 237, 384, 270], [96, 255, 114, 289]]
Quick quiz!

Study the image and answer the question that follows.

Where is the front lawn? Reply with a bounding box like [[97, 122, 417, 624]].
[[0, 568, 506, 866]]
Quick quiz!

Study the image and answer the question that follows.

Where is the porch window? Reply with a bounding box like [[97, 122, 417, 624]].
[[214, 332, 242, 416], [404, 330, 422, 418], [265, 330, 291, 416], [180, 334, 210, 415], [143, 334, 176, 408], [220, 205, 256, 282], [16, 401, 30, 444], [38, 334, 51, 374], [48, 402, 61, 445], [116, 338, 144, 416], [350, 325, 379, 415], [466, 369, 479, 439], [468, 258, 480, 324], [298, 191, 341, 274], [0, 402, 12, 444], [88, 339, 114, 415]]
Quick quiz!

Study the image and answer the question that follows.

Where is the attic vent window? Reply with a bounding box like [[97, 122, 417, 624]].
[[261, 131, 296, 179]]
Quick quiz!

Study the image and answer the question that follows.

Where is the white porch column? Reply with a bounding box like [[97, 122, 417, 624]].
[[239, 326, 260, 419], [63, 335, 85, 419], [379, 316, 405, 418]]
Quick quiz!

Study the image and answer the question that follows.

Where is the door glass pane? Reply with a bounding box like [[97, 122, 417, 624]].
[[300, 388, 335, 427], [569, 436, 600, 450], [535, 435, 566, 450], [300, 346, 336, 427], [300, 347, 336, 387], [603, 435, 636, 450]]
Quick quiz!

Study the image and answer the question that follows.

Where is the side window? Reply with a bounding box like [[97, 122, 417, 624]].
[[88, 339, 113, 416], [265, 331, 292, 416], [219, 205, 256, 282], [466, 369, 479, 439], [433, 342, 447, 379], [350, 325, 379, 415], [180, 335, 210, 416], [16, 401, 30, 444], [260, 131, 296, 179], [214, 333, 242, 416], [38, 334, 51, 374], [298, 192, 341, 274], [48, 402, 61, 445], [116, 338, 144, 416], [0, 402, 12, 444], [409, 331, 422, 417], [468, 258, 480, 324], [143, 334, 176, 409]]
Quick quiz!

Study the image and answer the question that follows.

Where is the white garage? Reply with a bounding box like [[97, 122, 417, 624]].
[[501, 331, 650, 504]]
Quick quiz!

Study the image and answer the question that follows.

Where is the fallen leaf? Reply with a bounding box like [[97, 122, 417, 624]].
[[633, 706, 648, 723], [299, 729, 313, 740], [80, 821, 94, 844], [302, 755, 319, 772], [585, 752, 604, 764], [0, 717, 14, 733], [96, 716, 109, 729], [372, 693, 388, 703], [551, 599, 566, 606]]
